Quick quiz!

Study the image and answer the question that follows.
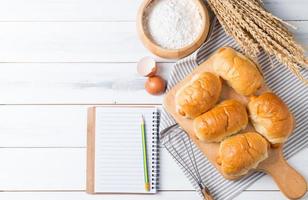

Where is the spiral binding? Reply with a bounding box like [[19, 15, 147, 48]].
[[151, 111, 160, 191]]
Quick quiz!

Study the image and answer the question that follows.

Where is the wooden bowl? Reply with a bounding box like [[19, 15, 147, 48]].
[[137, 0, 210, 59]]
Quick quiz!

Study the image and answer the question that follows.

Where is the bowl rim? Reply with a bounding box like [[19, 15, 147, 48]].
[[137, 0, 211, 59]]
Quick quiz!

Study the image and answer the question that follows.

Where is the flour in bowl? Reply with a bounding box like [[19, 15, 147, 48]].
[[143, 0, 203, 50]]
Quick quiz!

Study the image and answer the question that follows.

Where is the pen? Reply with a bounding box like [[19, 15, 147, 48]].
[[141, 115, 150, 191]]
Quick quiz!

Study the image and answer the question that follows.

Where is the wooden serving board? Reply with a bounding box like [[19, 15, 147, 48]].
[[163, 53, 307, 200]]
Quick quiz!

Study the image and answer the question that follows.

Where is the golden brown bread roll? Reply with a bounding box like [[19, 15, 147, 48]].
[[175, 72, 222, 119], [217, 132, 269, 178], [193, 99, 248, 142], [212, 47, 263, 96], [248, 92, 293, 145]]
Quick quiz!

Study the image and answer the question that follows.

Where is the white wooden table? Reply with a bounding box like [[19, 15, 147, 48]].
[[0, 0, 306, 199]]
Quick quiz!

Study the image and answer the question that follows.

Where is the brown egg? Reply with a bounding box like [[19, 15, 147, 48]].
[[145, 75, 166, 95]]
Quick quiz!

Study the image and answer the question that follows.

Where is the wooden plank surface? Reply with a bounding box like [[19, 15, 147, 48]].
[[0, 191, 301, 200], [0, 106, 87, 147], [0, 63, 172, 104], [0, 0, 306, 21], [0, 21, 305, 63], [263, 0, 308, 20], [0, 22, 151, 62]]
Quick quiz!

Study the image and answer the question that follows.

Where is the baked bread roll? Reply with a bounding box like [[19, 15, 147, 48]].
[[175, 72, 222, 119], [193, 99, 248, 142], [217, 132, 269, 178], [212, 47, 263, 96], [248, 92, 293, 145]]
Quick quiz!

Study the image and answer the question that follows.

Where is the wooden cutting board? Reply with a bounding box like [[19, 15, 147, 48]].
[[163, 52, 307, 200]]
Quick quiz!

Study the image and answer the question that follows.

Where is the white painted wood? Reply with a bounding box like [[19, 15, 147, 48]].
[[0, 148, 192, 191], [0, 21, 305, 63], [235, 191, 305, 200], [0, 0, 306, 21], [0, 106, 87, 147], [263, 0, 308, 20], [0, 191, 201, 200], [0, 63, 172, 104], [290, 21, 308, 49], [0, 0, 140, 22], [0, 0, 141, 22], [0, 191, 298, 200], [0, 146, 306, 191], [0, 148, 86, 190], [0, 22, 150, 62]]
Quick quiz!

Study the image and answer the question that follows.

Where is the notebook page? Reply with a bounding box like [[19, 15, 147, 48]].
[[94, 107, 157, 193]]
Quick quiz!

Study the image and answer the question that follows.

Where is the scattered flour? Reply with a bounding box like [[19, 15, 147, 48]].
[[143, 0, 203, 50]]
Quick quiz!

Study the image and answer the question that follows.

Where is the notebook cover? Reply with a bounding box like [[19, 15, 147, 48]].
[[86, 105, 158, 194], [86, 107, 96, 194]]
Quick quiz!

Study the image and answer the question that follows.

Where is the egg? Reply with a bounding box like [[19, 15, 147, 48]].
[[137, 57, 157, 77], [145, 75, 166, 95]]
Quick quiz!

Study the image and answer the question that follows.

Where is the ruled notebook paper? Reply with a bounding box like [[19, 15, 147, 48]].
[[94, 107, 159, 193]]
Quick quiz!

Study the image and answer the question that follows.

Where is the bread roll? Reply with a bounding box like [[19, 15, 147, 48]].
[[212, 47, 263, 96], [217, 132, 269, 178], [193, 99, 248, 142], [248, 92, 293, 145], [175, 72, 222, 119]]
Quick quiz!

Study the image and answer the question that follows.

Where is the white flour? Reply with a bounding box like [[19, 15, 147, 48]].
[[143, 0, 203, 50]]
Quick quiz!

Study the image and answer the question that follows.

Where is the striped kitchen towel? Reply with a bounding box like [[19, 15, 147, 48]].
[[159, 19, 308, 200]]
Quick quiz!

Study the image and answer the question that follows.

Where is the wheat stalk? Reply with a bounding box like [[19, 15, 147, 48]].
[[207, 0, 308, 84]]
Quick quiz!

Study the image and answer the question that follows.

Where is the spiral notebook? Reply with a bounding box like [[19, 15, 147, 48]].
[[86, 106, 159, 194]]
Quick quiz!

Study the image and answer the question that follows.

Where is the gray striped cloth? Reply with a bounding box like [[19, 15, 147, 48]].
[[159, 19, 308, 200]]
